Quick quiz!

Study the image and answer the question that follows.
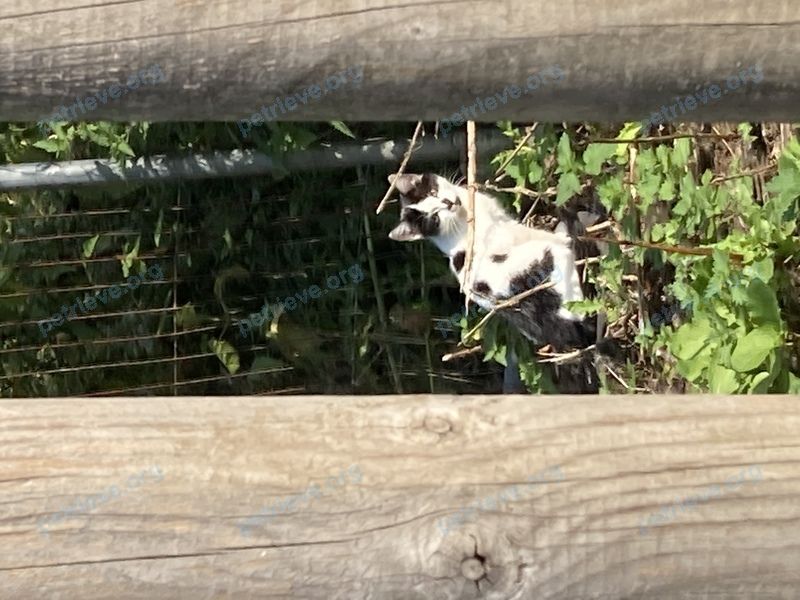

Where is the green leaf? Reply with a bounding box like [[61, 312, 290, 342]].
[[121, 236, 141, 278], [565, 298, 604, 315], [672, 138, 692, 168], [583, 143, 616, 175], [555, 172, 581, 206], [32, 139, 63, 153], [492, 344, 508, 367], [748, 371, 771, 393], [116, 140, 135, 157], [526, 161, 544, 184], [708, 364, 740, 394], [154, 209, 164, 247], [614, 122, 641, 160], [746, 279, 781, 328], [744, 258, 774, 283], [658, 176, 675, 201], [556, 133, 575, 173], [669, 318, 712, 360], [176, 303, 199, 329], [330, 121, 356, 138], [249, 355, 287, 378], [209, 339, 240, 375], [730, 327, 782, 372], [82, 234, 100, 258]]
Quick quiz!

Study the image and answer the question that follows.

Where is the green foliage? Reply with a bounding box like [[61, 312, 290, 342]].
[[1, 119, 506, 396], [487, 122, 800, 394]]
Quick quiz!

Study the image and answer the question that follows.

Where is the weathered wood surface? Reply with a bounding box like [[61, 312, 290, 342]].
[[1, 1, 798, 122], [1, 395, 799, 599]]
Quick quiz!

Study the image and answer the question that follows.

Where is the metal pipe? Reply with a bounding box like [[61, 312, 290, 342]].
[[0, 131, 511, 191]]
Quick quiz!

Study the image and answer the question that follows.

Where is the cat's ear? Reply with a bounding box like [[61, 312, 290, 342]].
[[388, 173, 438, 203], [389, 173, 423, 195], [388, 221, 424, 242]]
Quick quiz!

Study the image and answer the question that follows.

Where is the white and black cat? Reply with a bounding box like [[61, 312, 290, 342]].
[[387, 172, 599, 393]]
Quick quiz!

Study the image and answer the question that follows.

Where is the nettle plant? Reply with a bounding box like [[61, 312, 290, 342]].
[[483, 121, 800, 394]]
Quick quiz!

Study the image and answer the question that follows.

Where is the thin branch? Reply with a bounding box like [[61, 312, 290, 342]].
[[492, 123, 537, 181], [442, 345, 484, 362], [375, 121, 424, 214], [538, 344, 596, 364], [585, 220, 612, 234], [459, 280, 557, 346], [583, 132, 740, 145], [480, 183, 543, 198], [462, 121, 478, 309], [480, 180, 592, 199], [577, 235, 745, 263], [711, 163, 777, 185]]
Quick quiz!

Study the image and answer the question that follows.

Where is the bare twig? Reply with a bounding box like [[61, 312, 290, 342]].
[[480, 180, 592, 199], [711, 163, 777, 185], [538, 344, 596, 364], [375, 121, 423, 214], [577, 235, 745, 263], [442, 345, 484, 362], [462, 121, 478, 309], [459, 280, 557, 346], [492, 123, 537, 182], [585, 220, 612, 234], [480, 183, 544, 198], [583, 132, 740, 145]]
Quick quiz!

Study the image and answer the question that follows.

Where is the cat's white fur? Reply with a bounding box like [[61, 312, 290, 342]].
[[392, 175, 584, 321]]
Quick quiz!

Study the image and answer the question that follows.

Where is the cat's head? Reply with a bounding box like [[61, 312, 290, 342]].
[[387, 173, 468, 243]]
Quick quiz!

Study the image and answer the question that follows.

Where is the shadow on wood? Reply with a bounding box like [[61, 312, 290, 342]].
[[1, 1, 799, 121]]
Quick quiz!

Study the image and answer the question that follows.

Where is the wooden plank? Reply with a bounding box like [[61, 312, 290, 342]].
[[0, 1, 798, 122], [1, 395, 799, 599]]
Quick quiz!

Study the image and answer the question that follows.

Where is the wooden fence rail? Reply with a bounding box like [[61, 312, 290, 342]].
[[1, 395, 799, 599], [1, 1, 799, 122]]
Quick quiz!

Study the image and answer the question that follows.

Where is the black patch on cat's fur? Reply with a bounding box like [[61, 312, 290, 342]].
[[474, 281, 491, 295], [501, 249, 599, 393], [502, 249, 594, 352], [451, 251, 465, 272], [510, 249, 554, 290], [491, 253, 507, 263], [400, 207, 440, 237], [401, 173, 439, 204]]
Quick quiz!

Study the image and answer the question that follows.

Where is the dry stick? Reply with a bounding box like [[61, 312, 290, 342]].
[[538, 344, 596, 365], [585, 220, 612, 234], [492, 123, 538, 182], [627, 143, 647, 355], [481, 180, 592, 199], [711, 163, 777, 185], [711, 125, 737, 159], [462, 121, 478, 310], [583, 132, 740, 145], [375, 121, 424, 214], [577, 235, 745, 263], [441, 345, 484, 363], [459, 280, 557, 347]]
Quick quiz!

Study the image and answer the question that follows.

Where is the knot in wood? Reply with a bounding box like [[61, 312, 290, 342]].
[[424, 416, 452, 434], [461, 557, 485, 581]]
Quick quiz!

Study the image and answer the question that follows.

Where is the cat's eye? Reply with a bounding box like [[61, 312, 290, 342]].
[[442, 199, 453, 209]]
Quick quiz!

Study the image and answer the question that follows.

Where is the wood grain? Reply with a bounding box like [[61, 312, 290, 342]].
[[1, 395, 799, 599], [0, 1, 798, 121]]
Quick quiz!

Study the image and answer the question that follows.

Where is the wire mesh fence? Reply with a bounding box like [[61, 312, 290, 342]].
[[0, 158, 504, 397]]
